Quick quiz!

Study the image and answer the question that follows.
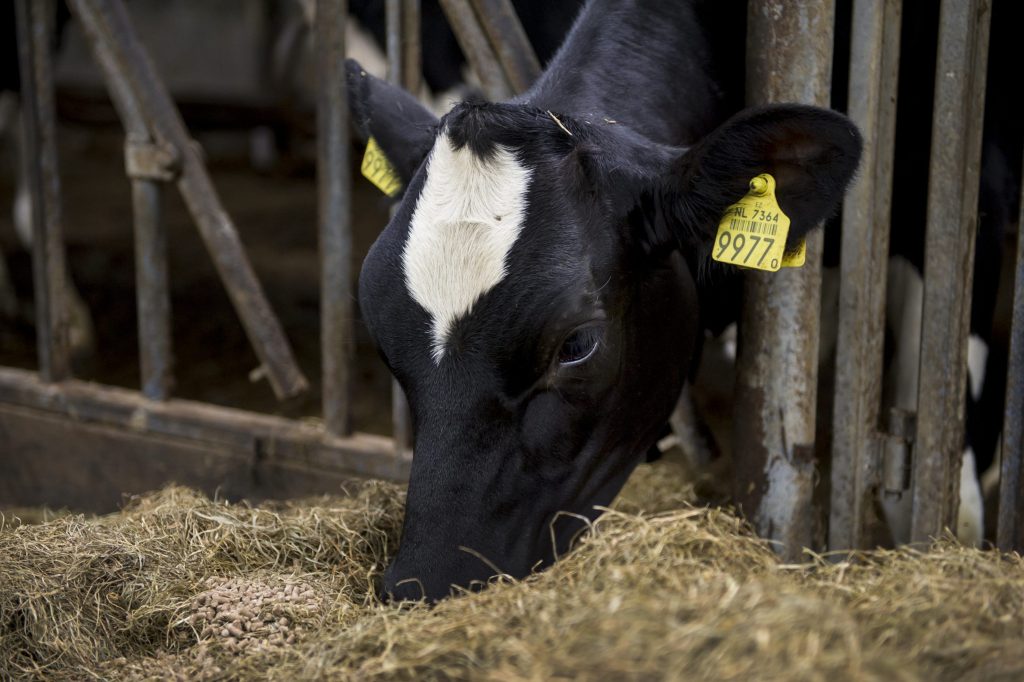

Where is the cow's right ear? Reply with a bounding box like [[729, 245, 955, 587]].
[[346, 59, 439, 184]]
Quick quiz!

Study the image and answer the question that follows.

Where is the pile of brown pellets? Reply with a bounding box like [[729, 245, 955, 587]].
[[187, 576, 319, 652]]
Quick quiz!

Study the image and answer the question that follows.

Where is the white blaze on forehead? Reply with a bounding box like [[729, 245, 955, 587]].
[[402, 132, 532, 362]]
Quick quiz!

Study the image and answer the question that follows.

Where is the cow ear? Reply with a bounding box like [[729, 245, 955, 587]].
[[345, 59, 439, 185], [672, 104, 862, 251]]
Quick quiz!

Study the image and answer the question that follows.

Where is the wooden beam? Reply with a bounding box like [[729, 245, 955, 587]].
[[0, 367, 410, 512]]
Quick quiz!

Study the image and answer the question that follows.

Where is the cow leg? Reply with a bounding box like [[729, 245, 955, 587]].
[[957, 446, 984, 546], [668, 381, 716, 471], [10, 103, 95, 359], [877, 256, 923, 544], [954, 334, 991, 547], [883, 256, 985, 546]]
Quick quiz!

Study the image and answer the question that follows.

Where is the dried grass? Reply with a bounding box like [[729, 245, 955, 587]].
[[1, 461, 1022, 681]]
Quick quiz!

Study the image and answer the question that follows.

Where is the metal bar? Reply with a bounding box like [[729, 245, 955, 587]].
[[997, 165, 1024, 552], [437, 0, 512, 100], [316, 0, 353, 436], [910, 0, 991, 543], [386, 0, 402, 85], [386, 0, 419, 455], [68, 0, 309, 400], [14, 0, 72, 382], [130, 173, 172, 399], [401, 0, 422, 94], [828, 0, 902, 551], [74, 0, 175, 400], [469, 0, 541, 93], [734, 0, 835, 561], [0, 365, 410, 487]]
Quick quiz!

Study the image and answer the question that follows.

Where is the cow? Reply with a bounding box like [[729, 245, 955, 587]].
[[345, 0, 862, 602]]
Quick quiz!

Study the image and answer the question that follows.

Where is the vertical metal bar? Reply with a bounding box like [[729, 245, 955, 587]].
[[316, 0, 353, 436], [828, 0, 902, 551], [468, 0, 541, 93], [68, 0, 309, 400], [997, 167, 1024, 552], [74, 0, 175, 400], [131, 173, 172, 400], [910, 0, 991, 543], [386, 0, 402, 85], [437, 0, 512, 100], [401, 0, 422, 94], [14, 0, 72, 382], [734, 0, 835, 561], [387, 0, 419, 455]]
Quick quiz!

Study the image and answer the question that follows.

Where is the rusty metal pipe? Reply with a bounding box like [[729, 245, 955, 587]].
[[386, 0, 401, 85], [316, 0, 354, 436], [438, 0, 511, 100], [401, 0, 422, 94], [828, 0, 902, 551], [997, 163, 1024, 552], [74, 0, 174, 400], [386, 0, 419, 456], [130, 175, 172, 400], [910, 0, 991, 543], [468, 0, 541, 93], [14, 0, 72, 382], [734, 0, 835, 561], [68, 0, 309, 400]]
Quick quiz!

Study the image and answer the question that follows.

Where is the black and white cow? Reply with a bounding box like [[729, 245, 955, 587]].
[[347, 0, 862, 601]]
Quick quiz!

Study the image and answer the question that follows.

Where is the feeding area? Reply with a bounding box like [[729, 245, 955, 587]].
[[3, 459, 1023, 681], [2, 0, 1024, 679]]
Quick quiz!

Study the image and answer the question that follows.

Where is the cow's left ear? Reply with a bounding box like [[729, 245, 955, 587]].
[[669, 104, 862, 251], [346, 59, 439, 186]]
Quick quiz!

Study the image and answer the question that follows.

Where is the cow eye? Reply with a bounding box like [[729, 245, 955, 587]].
[[558, 325, 602, 366]]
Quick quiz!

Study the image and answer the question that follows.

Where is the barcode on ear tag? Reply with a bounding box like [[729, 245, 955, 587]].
[[361, 137, 402, 197], [712, 173, 792, 272]]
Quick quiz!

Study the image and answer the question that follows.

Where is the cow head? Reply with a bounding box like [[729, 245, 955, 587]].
[[347, 61, 860, 602]]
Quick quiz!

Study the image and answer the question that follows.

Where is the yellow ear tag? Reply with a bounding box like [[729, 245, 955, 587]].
[[781, 239, 806, 268], [712, 174, 796, 272], [361, 137, 402, 197]]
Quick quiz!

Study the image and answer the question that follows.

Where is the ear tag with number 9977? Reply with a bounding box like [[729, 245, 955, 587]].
[[712, 174, 802, 272], [361, 137, 402, 197]]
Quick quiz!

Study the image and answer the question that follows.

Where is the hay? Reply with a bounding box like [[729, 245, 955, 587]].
[[1, 466, 1022, 681]]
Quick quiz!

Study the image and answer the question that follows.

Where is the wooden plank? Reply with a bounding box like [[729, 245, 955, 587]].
[[0, 367, 410, 500], [0, 404, 381, 513]]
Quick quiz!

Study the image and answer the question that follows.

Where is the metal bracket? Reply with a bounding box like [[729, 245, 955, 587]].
[[881, 407, 916, 498], [124, 137, 180, 182]]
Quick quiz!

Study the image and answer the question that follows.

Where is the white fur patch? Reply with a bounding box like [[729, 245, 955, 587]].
[[967, 334, 988, 401], [402, 132, 531, 362], [957, 446, 984, 547]]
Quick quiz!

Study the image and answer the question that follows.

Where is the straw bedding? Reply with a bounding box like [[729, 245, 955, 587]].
[[1, 458, 1022, 681]]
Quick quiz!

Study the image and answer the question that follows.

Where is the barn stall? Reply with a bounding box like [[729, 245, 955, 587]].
[[1, 0, 1023, 679]]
